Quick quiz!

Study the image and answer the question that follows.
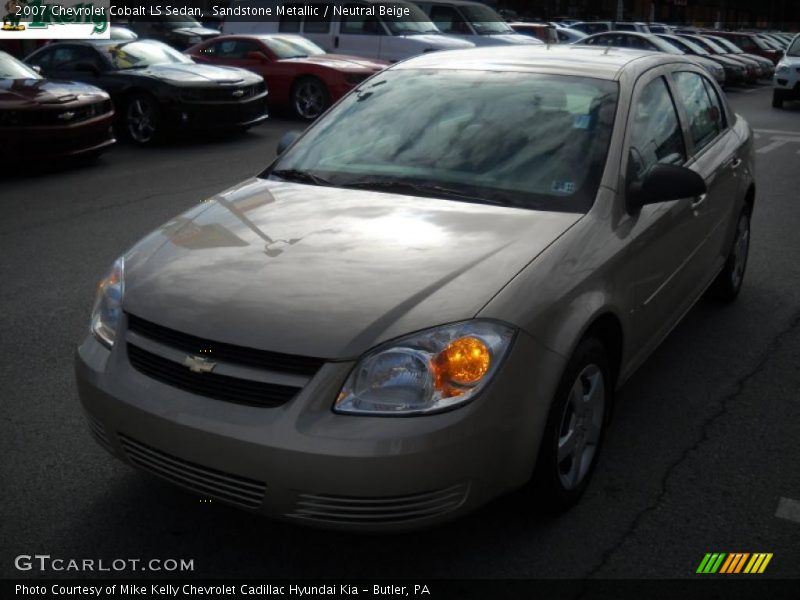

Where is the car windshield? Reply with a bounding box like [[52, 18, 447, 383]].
[[99, 41, 193, 69], [649, 36, 684, 54], [267, 70, 618, 213], [698, 37, 727, 53], [666, 35, 710, 55], [0, 52, 41, 79], [461, 5, 514, 34], [707, 36, 743, 53], [380, 4, 439, 34], [788, 37, 800, 56], [263, 36, 325, 58]]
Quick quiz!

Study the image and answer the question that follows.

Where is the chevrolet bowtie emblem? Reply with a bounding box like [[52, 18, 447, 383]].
[[57, 111, 76, 121], [183, 355, 216, 373], [232, 89, 245, 97]]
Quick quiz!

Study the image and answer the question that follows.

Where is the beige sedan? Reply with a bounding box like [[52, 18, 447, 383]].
[[77, 45, 755, 531]]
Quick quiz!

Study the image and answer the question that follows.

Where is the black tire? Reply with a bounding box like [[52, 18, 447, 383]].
[[772, 89, 785, 108], [529, 337, 611, 512], [291, 77, 330, 120], [709, 209, 751, 302], [125, 93, 161, 145]]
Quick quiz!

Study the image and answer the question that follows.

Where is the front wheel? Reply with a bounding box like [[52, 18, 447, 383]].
[[291, 77, 329, 120], [709, 209, 751, 302], [529, 338, 611, 511], [772, 89, 785, 109], [125, 93, 160, 145]]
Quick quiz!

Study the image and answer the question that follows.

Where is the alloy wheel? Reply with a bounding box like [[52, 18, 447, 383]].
[[127, 97, 157, 144], [293, 80, 327, 120], [557, 364, 605, 491]]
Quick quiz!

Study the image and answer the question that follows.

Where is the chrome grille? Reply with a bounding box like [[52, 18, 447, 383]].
[[126, 313, 323, 377], [127, 343, 300, 407], [119, 434, 265, 508]]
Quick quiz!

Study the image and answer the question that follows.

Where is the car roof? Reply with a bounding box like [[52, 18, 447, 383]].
[[394, 44, 687, 80]]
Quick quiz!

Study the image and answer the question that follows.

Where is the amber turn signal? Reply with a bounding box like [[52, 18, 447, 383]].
[[433, 336, 491, 387]]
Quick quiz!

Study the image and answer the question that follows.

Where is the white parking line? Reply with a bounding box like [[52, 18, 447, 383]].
[[757, 140, 790, 154], [775, 497, 800, 524], [754, 128, 800, 137]]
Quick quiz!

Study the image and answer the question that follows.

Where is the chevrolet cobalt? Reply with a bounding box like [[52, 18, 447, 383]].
[[76, 45, 755, 531]]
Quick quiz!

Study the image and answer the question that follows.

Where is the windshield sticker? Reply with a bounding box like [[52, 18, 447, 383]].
[[552, 180, 576, 194], [574, 114, 592, 129]]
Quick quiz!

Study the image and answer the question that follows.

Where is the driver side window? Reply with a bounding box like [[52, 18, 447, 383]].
[[628, 76, 686, 181]]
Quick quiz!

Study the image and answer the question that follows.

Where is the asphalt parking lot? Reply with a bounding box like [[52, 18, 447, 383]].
[[2, 85, 799, 580]]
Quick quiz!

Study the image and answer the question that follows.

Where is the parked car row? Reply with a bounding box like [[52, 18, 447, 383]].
[[580, 30, 779, 86]]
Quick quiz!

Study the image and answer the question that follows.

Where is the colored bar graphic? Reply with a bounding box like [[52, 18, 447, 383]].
[[700, 552, 773, 574]]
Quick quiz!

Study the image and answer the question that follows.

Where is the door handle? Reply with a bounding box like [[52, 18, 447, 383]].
[[730, 157, 742, 170], [691, 193, 707, 208], [334, 35, 339, 48]]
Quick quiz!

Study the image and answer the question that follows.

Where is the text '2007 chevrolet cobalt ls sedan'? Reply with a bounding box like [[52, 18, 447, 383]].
[[76, 45, 755, 531]]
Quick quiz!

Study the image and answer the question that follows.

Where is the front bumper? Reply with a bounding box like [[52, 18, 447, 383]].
[[774, 72, 800, 95], [162, 93, 269, 131], [75, 324, 565, 531], [1, 113, 115, 161]]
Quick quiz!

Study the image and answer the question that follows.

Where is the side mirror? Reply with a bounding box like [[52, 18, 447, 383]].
[[73, 62, 99, 75], [246, 51, 269, 63], [277, 130, 301, 155], [30, 64, 42, 74], [627, 163, 707, 213]]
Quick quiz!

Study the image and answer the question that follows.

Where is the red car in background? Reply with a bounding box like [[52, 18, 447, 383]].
[[711, 32, 783, 64], [187, 35, 387, 119]]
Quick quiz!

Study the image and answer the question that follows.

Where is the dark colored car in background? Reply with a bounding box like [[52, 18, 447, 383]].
[[712, 31, 783, 64], [678, 34, 760, 83], [25, 40, 268, 145], [120, 14, 220, 50], [581, 32, 726, 84], [0, 51, 115, 162], [187, 35, 386, 120], [657, 33, 748, 84]]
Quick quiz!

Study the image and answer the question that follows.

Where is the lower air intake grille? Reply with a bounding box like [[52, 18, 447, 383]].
[[288, 483, 470, 524], [127, 343, 300, 407], [119, 434, 265, 508]]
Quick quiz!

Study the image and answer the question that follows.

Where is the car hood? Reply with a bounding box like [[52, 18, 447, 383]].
[[123, 179, 583, 359], [172, 26, 221, 38], [0, 78, 107, 108], [399, 34, 475, 49], [475, 33, 543, 45], [119, 63, 260, 85], [283, 54, 387, 70]]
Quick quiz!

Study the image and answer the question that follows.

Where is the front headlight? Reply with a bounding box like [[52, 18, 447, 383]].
[[335, 320, 515, 416], [90, 257, 124, 348], [776, 64, 789, 73]]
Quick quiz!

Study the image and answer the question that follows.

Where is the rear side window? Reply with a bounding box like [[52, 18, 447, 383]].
[[628, 76, 686, 180], [672, 71, 722, 153]]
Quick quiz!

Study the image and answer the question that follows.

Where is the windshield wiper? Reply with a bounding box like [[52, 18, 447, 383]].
[[341, 179, 510, 207], [271, 169, 333, 187]]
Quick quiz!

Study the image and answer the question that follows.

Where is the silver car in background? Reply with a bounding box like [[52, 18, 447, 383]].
[[77, 45, 755, 531]]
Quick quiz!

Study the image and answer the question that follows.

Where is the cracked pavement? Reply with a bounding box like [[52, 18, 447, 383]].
[[1, 87, 799, 580]]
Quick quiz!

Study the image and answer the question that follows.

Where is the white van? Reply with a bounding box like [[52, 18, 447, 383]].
[[414, 1, 542, 46], [221, 0, 475, 62]]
